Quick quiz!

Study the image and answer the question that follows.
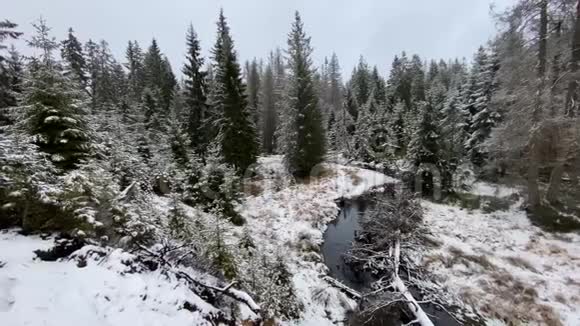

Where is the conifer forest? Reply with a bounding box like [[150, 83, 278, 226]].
[[1, 1, 580, 325]]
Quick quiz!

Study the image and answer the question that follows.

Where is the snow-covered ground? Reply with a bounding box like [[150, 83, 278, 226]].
[[421, 183, 580, 326], [241, 155, 395, 324], [0, 231, 220, 326], [3, 156, 577, 326], [0, 156, 394, 326]]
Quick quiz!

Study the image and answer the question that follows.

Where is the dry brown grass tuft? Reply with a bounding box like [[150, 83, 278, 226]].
[[444, 246, 497, 271], [503, 256, 538, 273]]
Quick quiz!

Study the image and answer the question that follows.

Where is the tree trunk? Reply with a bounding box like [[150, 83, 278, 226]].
[[538, 0, 548, 79], [565, 0, 580, 117], [527, 142, 541, 208], [546, 163, 564, 203], [550, 21, 562, 117], [533, 0, 548, 122]]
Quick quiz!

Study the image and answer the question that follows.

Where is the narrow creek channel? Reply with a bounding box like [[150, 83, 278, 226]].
[[322, 195, 480, 326]]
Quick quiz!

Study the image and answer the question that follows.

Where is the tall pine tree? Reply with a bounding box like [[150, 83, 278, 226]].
[[19, 19, 91, 169], [182, 24, 208, 156], [60, 28, 87, 88], [280, 12, 326, 177], [211, 10, 258, 173]]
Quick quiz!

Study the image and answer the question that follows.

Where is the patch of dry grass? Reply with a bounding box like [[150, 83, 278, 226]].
[[474, 270, 563, 326], [444, 246, 497, 271], [503, 256, 538, 273]]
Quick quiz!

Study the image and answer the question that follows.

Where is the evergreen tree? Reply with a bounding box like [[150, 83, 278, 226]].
[[85, 40, 126, 109], [352, 94, 377, 161], [370, 66, 387, 105], [330, 96, 354, 154], [182, 24, 208, 157], [0, 20, 21, 62], [125, 40, 145, 101], [409, 54, 426, 102], [327, 53, 343, 113], [0, 20, 22, 114], [245, 58, 261, 126], [160, 56, 176, 111], [211, 10, 258, 173], [143, 39, 164, 90], [387, 52, 412, 107], [464, 46, 500, 167], [427, 60, 439, 85], [280, 12, 326, 177], [60, 28, 87, 88], [260, 63, 276, 154], [408, 99, 445, 196], [350, 56, 372, 115], [0, 45, 22, 117], [440, 85, 468, 166], [18, 19, 91, 169], [389, 101, 408, 156], [143, 39, 175, 111]]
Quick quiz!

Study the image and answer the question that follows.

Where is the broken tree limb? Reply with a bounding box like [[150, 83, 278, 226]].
[[137, 244, 261, 316], [391, 239, 434, 326], [322, 275, 362, 299]]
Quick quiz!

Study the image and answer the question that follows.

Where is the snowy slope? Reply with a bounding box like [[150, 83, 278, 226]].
[[0, 156, 394, 326], [241, 156, 395, 324], [421, 185, 580, 326], [0, 231, 219, 326]]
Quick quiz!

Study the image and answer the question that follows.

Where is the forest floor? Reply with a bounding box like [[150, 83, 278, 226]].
[[421, 182, 580, 326]]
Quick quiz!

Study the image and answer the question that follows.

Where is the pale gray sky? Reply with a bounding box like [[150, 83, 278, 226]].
[[7, 0, 513, 78]]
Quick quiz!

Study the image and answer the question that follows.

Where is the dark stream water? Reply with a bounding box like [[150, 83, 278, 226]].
[[322, 196, 480, 326]]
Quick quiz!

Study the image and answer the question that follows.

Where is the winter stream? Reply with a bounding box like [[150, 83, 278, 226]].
[[321, 196, 477, 326]]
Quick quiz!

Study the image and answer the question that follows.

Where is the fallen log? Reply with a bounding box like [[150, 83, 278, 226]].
[[322, 275, 362, 299]]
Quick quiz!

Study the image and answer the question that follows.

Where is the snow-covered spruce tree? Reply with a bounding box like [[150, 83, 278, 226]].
[[370, 66, 387, 105], [351, 56, 372, 115], [327, 53, 343, 113], [141, 88, 164, 133], [408, 96, 448, 196], [0, 20, 22, 121], [440, 84, 468, 166], [207, 212, 238, 279], [329, 91, 355, 154], [182, 24, 208, 157], [18, 19, 91, 170], [60, 28, 87, 89], [0, 45, 22, 125], [0, 130, 60, 231], [462, 46, 500, 167], [0, 20, 21, 62], [280, 12, 326, 178], [124, 40, 145, 101], [194, 143, 244, 225], [142, 38, 176, 112], [389, 101, 408, 157], [409, 54, 426, 103], [352, 92, 378, 161], [211, 10, 258, 174], [386, 52, 412, 108]]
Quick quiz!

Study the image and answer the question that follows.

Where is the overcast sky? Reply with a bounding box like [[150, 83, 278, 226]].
[[7, 0, 513, 78]]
